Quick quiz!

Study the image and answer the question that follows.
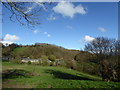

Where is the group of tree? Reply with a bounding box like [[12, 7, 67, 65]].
[[2, 43, 19, 57], [84, 37, 120, 82]]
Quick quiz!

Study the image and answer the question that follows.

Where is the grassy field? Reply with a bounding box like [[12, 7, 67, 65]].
[[2, 62, 120, 88], [13, 47, 28, 54]]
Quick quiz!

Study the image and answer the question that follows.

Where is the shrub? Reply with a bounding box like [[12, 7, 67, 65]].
[[48, 55, 56, 62], [50, 62, 54, 66], [42, 60, 49, 66], [28, 61, 31, 65], [64, 59, 74, 69], [41, 55, 48, 60], [11, 59, 20, 64]]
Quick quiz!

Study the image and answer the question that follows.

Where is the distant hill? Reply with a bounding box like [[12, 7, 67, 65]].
[[2, 43, 80, 61]]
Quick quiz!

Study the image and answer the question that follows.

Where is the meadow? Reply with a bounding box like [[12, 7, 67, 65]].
[[2, 62, 120, 88]]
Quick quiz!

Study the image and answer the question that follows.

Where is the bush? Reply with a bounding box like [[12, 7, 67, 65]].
[[41, 55, 48, 60], [50, 62, 54, 66], [11, 60, 20, 64], [64, 60, 74, 69], [48, 55, 56, 62], [42, 60, 50, 66], [28, 61, 31, 65]]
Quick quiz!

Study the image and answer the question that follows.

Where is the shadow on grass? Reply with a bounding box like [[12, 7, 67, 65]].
[[45, 69, 98, 81], [2, 69, 31, 80]]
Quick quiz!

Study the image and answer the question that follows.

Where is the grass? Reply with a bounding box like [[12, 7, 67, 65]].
[[13, 47, 28, 54], [2, 62, 120, 88]]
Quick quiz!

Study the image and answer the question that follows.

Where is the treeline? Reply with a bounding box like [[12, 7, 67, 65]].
[[1, 37, 120, 82]]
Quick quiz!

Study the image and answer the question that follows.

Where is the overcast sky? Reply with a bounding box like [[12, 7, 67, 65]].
[[1, 2, 118, 50]]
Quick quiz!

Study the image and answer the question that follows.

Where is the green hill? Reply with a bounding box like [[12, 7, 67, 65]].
[[9, 43, 80, 60], [2, 62, 120, 88], [1, 43, 102, 76]]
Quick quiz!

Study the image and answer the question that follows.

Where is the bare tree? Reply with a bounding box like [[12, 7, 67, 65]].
[[114, 40, 120, 81], [2, 0, 51, 26], [84, 37, 119, 81]]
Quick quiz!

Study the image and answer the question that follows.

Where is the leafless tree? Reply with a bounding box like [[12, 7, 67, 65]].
[[2, 0, 51, 26], [85, 37, 119, 81]]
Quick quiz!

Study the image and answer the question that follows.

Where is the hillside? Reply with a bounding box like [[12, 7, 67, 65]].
[[2, 43, 81, 68], [2, 62, 120, 88], [2, 43, 102, 76], [5, 43, 80, 59]]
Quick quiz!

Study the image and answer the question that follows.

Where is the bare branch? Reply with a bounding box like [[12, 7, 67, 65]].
[[2, 1, 51, 26]]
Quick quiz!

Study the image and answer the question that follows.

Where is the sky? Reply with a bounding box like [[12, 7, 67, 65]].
[[1, 2, 118, 50]]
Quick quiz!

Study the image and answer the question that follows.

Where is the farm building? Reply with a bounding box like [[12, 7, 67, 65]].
[[2, 56, 9, 61]]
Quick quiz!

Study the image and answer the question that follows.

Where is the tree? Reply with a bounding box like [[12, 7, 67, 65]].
[[2, 1, 51, 26], [74, 52, 88, 71], [9, 43, 19, 49], [48, 55, 56, 62], [84, 37, 119, 81], [2, 43, 18, 57], [114, 40, 120, 81]]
